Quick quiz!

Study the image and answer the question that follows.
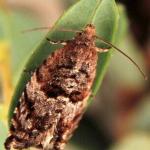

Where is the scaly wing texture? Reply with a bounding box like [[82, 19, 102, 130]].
[[5, 38, 98, 150]]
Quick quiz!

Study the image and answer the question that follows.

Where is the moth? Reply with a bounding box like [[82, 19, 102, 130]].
[[5, 24, 146, 150]]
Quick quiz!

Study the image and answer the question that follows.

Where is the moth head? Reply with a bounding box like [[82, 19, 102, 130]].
[[84, 24, 96, 39], [77, 24, 96, 41]]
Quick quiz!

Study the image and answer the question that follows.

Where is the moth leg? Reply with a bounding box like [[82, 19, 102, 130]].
[[96, 47, 109, 53], [46, 38, 67, 46]]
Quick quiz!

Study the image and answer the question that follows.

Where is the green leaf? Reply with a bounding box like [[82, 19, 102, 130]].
[[0, 121, 8, 150], [9, 0, 119, 122], [0, 9, 46, 86], [0, 10, 11, 40], [9, 11, 46, 85]]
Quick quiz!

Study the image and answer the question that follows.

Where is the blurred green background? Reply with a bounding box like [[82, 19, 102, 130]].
[[0, 0, 150, 150]]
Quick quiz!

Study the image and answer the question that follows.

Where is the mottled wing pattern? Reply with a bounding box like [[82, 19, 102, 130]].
[[5, 25, 98, 150]]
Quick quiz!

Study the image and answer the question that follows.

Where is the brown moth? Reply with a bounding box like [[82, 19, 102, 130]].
[[5, 24, 146, 150], [5, 24, 100, 150]]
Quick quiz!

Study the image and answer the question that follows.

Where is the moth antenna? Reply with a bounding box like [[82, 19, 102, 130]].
[[96, 35, 147, 80], [21, 27, 51, 33], [22, 26, 81, 33]]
